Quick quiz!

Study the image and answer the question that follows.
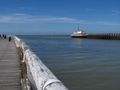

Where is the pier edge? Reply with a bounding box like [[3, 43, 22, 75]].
[[14, 36, 68, 90]]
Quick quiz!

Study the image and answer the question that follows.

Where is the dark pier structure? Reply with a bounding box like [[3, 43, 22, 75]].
[[87, 33, 120, 40], [72, 33, 120, 40]]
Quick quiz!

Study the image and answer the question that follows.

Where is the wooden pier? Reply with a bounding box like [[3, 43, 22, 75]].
[[0, 36, 68, 90], [0, 38, 21, 90]]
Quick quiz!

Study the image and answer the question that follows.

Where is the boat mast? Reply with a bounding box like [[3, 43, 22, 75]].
[[77, 26, 80, 31]]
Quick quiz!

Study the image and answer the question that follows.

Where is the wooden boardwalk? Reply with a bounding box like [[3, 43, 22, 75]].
[[0, 38, 21, 90]]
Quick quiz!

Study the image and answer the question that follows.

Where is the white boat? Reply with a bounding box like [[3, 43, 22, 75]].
[[71, 28, 87, 38]]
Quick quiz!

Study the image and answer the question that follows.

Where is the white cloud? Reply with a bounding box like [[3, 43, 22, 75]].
[[0, 13, 120, 26]]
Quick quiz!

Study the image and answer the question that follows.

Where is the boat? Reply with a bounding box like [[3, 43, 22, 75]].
[[71, 27, 87, 38]]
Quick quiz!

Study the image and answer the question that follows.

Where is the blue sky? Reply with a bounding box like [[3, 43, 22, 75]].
[[0, 0, 120, 35]]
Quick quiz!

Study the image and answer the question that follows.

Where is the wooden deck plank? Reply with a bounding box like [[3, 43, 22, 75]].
[[0, 39, 21, 90]]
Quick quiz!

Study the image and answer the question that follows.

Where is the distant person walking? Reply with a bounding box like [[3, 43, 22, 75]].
[[9, 36, 12, 42], [2, 34, 4, 38], [2, 34, 6, 39], [4, 35, 6, 39]]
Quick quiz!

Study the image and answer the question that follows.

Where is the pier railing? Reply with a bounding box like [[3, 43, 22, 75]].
[[14, 36, 68, 90]]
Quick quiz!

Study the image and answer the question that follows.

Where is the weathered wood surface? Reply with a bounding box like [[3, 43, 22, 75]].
[[0, 38, 21, 90], [14, 36, 68, 90]]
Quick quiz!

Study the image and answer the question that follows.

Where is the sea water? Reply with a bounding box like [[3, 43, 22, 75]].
[[19, 35, 120, 90]]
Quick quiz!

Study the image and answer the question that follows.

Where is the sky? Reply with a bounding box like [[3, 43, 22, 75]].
[[0, 0, 120, 35]]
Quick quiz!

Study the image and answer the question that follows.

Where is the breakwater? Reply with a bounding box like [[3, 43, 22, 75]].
[[72, 33, 120, 40], [87, 33, 120, 40], [14, 36, 68, 90]]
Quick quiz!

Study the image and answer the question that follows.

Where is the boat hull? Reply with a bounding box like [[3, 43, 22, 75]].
[[71, 35, 87, 38]]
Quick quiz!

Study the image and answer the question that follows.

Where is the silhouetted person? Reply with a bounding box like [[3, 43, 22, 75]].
[[2, 34, 4, 38], [2, 34, 6, 39], [4, 35, 6, 39], [9, 37, 12, 42]]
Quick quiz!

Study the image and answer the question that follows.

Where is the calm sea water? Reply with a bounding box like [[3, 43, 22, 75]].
[[19, 35, 120, 90]]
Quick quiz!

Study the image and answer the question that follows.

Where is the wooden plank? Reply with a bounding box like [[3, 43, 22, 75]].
[[0, 39, 21, 90]]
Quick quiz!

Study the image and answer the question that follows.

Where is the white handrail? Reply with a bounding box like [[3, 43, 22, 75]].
[[14, 36, 68, 90]]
